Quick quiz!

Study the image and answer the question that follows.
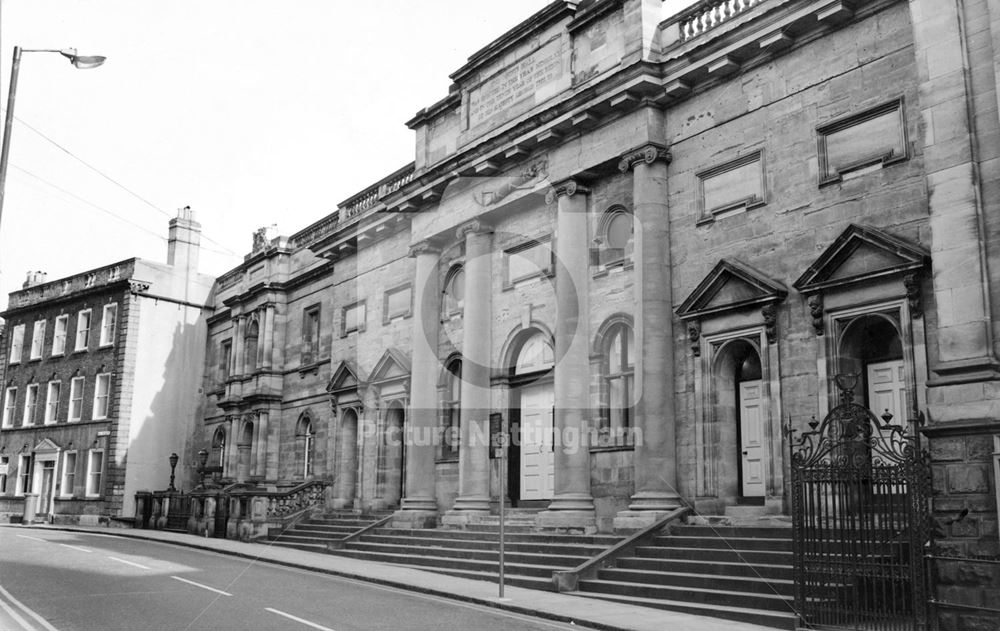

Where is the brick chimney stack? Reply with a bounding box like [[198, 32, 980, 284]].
[[167, 206, 202, 272], [22, 270, 47, 288]]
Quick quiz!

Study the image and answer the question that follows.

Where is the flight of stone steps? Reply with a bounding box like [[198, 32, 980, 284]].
[[268, 510, 392, 553]]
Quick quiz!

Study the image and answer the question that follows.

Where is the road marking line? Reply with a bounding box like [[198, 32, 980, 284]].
[[265, 608, 336, 631], [0, 583, 60, 631], [15, 535, 46, 543], [0, 596, 37, 631], [108, 557, 151, 570], [170, 576, 232, 596], [58, 544, 91, 554]]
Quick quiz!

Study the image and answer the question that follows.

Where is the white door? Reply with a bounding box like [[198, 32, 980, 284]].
[[739, 380, 766, 497], [867, 360, 907, 426], [37, 461, 56, 516], [520, 384, 554, 500]]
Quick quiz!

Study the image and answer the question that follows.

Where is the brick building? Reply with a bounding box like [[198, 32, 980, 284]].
[[0, 210, 212, 525], [194, 0, 999, 626]]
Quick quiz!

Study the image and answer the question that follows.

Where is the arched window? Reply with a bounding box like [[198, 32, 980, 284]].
[[211, 426, 226, 469], [514, 331, 554, 375], [443, 266, 465, 316], [440, 357, 462, 460], [244, 320, 259, 371], [297, 416, 315, 478], [596, 208, 634, 267], [602, 323, 634, 445]]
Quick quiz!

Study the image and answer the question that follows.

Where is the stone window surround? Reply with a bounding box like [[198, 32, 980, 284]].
[[99, 303, 117, 348], [85, 448, 104, 497], [437, 354, 462, 462], [382, 283, 413, 325], [442, 263, 465, 320], [9, 323, 25, 364], [340, 300, 367, 338], [16, 453, 31, 496], [591, 314, 635, 451], [301, 303, 322, 364], [2, 386, 16, 428], [817, 96, 908, 186], [60, 450, 77, 498], [695, 149, 766, 225], [501, 233, 554, 291], [52, 314, 68, 357], [74, 309, 92, 353], [592, 205, 635, 274], [29, 319, 46, 360]]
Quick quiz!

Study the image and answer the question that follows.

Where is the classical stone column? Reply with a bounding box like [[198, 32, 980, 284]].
[[232, 316, 246, 377], [261, 304, 275, 371], [443, 221, 493, 526], [615, 143, 683, 530], [393, 242, 441, 528], [538, 179, 597, 531]]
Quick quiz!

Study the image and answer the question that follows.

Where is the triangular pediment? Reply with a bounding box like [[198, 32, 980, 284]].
[[327, 360, 364, 394], [677, 259, 788, 320], [794, 224, 929, 293], [369, 348, 411, 385], [32, 438, 62, 453]]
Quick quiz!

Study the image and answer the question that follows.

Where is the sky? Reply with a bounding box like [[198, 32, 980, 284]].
[[0, 0, 692, 308]]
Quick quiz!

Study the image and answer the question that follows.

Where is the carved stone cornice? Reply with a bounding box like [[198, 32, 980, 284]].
[[545, 178, 591, 205], [128, 280, 151, 294], [408, 241, 441, 258], [618, 143, 672, 173], [456, 220, 493, 241]]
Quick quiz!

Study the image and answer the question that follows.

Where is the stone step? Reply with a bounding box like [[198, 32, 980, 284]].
[[357, 533, 609, 555], [634, 545, 792, 565], [268, 541, 330, 553], [271, 533, 344, 546], [617, 556, 792, 580], [373, 528, 621, 546], [674, 525, 792, 539], [565, 591, 798, 630], [578, 578, 795, 612], [394, 564, 555, 592], [596, 567, 795, 596], [652, 535, 792, 551], [333, 549, 563, 579], [344, 541, 588, 567]]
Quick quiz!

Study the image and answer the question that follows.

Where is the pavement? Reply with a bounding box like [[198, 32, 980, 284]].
[[6, 523, 779, 631]]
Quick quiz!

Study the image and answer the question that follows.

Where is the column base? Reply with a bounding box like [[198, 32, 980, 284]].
[[613, 491, 684, 531], [441, 495, 491, 528], [391, 509, 438, 529], [536, 494, 596, 532]]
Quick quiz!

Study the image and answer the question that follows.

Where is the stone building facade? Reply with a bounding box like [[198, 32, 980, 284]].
[[0, 210, 212, 524], [196, 0, 1000, 614]]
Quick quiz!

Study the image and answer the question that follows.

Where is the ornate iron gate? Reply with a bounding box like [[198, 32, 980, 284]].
[[788, 376, 931, 631]]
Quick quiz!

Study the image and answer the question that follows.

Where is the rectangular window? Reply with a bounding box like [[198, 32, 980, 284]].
[[2, 387, 16, 428], [69, 377, 85, 422], [93, 374, 111, 419], [29, 320, 46, 359], [86, 450, 104, 497], [9, 324, 25, 363], [75, 309, 92, 351], [302, 306, 321, 364], [61, 451, 77, 498], [383, 285, 412, 323], [818, 98, 906, 184], [0, 455, 8, 494], [504, 238, 553, 287], [697, 150, 766, 221], [341, 302, 366, 337], [16, 455, 31, 496], [52, 315, 68, 356], [219, 340, 232, 383], [23, 384, 38, 426], [44, 381, 61, 424], [100, 304, 117, 346]]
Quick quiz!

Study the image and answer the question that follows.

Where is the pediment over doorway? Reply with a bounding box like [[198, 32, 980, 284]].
[[676, 258, 788, 320], [369, 348, 411, 386], [327, 360, 364, 395], [793, 224, 929, 294], [32, 438, 62, 453]]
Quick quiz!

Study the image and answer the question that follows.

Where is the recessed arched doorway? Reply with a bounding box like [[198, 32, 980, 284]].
[[337, 408, 360, 508], [713, 338, 765, 500], [838, 314, 906, 423], [377, 401, 405, 507], [508, 329, 555, 505]]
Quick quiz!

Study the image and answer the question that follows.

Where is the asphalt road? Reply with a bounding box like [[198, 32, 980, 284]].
[[0, 528, 580, 631]]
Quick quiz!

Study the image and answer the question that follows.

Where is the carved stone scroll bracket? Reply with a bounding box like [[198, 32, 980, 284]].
[[807, 294, 824, 336], [688, 321, 701, 357], [904, 273, 922, 319], [455, 219, 493, 241], [762, 303, 778, 344], [545, 178, 591, 205]]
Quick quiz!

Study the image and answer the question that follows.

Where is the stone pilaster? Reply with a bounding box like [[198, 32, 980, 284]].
[[614, 143, 683, 530], [538, 179, 597, 532], [393, 241, 441, 528], [443, 221, 493, 527], [261, 304, 275, 371]]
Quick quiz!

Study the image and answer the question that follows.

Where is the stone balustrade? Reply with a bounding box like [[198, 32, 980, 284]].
[[679, 0, 765, 42]]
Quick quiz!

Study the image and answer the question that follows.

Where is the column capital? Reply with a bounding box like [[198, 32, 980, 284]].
[[618, 143, 672, 173], [545, 178, 591, 205], [456, 219, 493, 241], [408, 240, 441, 258]]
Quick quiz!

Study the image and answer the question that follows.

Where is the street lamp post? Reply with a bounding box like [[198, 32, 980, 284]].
[[0, 46, 106, 234], [167, 452, 179, 492]]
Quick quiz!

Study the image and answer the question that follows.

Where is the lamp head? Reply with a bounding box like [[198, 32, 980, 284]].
[[197, 448, 209, 468], [58, 48, 106, 69], [168, 452, 179, 468]]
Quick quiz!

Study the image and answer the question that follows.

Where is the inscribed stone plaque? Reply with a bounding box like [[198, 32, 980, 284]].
[[467, 39, 565, 129]]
